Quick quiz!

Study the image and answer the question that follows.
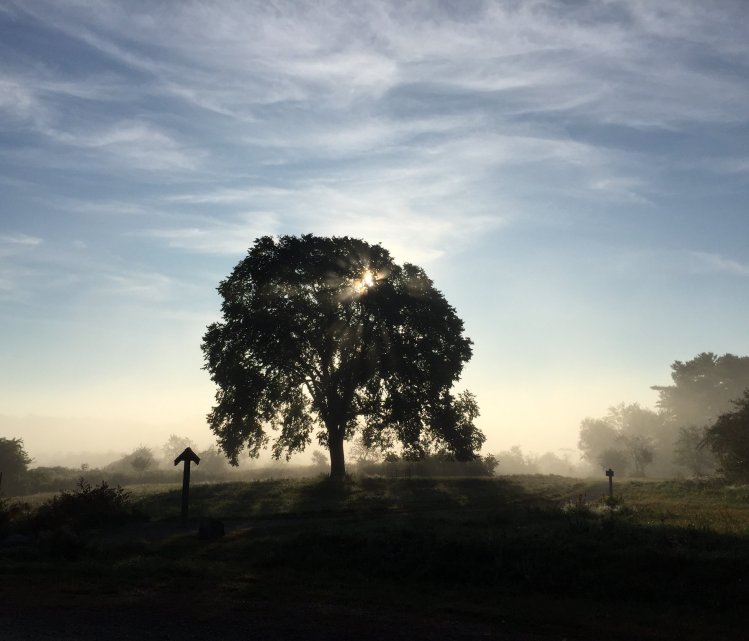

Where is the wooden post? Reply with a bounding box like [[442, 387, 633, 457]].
[[174, 447, 200, 525], [606, 468, 614, 499]]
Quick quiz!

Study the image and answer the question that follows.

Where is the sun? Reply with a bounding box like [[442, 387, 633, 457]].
[[352, 269, 376, 295], [361, 270, 375, 288]]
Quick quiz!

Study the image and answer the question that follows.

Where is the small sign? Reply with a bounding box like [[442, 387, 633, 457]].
[[174, 447, 201, 524], [605, 468, 614, 498]]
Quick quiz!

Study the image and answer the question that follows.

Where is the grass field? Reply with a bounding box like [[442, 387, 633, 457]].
[[2, 475, 749, 640]]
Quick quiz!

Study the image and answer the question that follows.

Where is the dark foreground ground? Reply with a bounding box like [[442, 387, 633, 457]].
[[2, 558, 742, 641], [1, 588, 499, 641], [2, 476, 748, 640]]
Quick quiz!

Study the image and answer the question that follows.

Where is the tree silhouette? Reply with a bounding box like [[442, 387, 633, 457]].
[[673, 425, 715, 477], [128, 446, 155, 475], [202, 235, 483, 478], [0, 437, 31, 495], [702, 391, 749, 480], [652, 353, 749, 475], [652, 353, 749, 428], [578, 404, 660, 476], [161, 434, 197, 463]]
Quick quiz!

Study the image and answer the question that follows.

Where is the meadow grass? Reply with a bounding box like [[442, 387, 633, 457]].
[[4, 475, 749, 640]]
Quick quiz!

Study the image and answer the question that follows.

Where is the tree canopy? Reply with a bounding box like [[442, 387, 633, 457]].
[[702, 391, 749, 480], [202, 235, 483, 478], [652, 353, 749, 429]]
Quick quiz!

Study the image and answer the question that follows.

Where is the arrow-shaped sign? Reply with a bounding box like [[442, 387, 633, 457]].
[[174, 447, 200, 524]]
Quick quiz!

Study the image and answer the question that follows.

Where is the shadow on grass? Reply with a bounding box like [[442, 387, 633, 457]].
[[6, 476, 748, 621], [207, 477, 749, 611]]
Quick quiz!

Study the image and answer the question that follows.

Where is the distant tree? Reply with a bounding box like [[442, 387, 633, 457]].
[[605, 404, 663, 438], [348, 435, 384, 465], [651, 353, 749, 477], [496, 446, 539, 474], [202, 235, 483, 479], [673, 426, 716, 477], [196, 446, 229, 476], [482, 453, 499, 475], [610, 405, 660, 476], [597, 448, 629, 475], [620, 434, 654, 477], [578, 404, 661, 476], [128, 446, 155, 475], [311, 450, 328, 471], [652, 353, 749, 429], [0, 437, 32, 495], [578, 418, 620, 465], [535, 451, 579, 476], [702, 392, 749, 481], [161, 434, 197, 463]]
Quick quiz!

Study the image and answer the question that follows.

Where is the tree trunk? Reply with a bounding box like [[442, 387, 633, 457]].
[[328, 432, 346, 480]]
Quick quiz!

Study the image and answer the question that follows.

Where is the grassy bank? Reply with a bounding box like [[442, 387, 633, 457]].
[[2, 475, 749, 639]]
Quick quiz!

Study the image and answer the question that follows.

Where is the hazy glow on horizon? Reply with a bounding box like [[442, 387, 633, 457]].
[[1, 1, 748, 465]]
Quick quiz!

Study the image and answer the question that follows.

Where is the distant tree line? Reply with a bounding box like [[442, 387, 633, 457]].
[[578, 352, 749, 480], [0, 434, 236, 496], [1, 429, 501, 498], [487, 446, 591, 476]]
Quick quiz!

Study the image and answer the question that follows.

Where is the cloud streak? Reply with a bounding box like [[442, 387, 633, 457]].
[[2, 0, 746, 269], [0, 232, 43, 247]]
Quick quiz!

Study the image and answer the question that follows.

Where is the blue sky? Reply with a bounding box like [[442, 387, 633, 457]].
[[1, 0, 748, 463]]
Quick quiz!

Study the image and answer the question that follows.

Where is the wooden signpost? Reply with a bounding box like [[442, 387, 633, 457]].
[[174, 447, 200, 524], [606, 468, 614, 499]]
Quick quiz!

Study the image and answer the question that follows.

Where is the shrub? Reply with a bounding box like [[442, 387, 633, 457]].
[[0, 496, 31, 536], [33, 478, 142, 531]]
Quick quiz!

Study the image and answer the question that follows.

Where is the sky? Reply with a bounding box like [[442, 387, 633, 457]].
[[1, 0, 748, 466]]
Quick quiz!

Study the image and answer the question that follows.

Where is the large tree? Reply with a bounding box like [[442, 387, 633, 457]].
[[202, 235, 483, 478]]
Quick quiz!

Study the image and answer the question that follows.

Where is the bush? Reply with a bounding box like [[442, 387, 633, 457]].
[[33, 478, 143, 531], [0, 497, 31, 536]]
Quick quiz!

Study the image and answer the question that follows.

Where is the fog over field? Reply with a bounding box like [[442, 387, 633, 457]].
[[1, 1, 748, 471]]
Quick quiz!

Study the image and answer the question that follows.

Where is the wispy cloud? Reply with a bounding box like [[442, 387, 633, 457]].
[[687, 251, 749, 276], [0, 232, 43, 246], [140, 212, 280, 255], [153, 177, 505, 264], [2, 1, 747, 280], [619, 249, 749, 279], [9, 1, 748, 127], [101, 271, 174, 301], [43, 120, 202, 172]]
